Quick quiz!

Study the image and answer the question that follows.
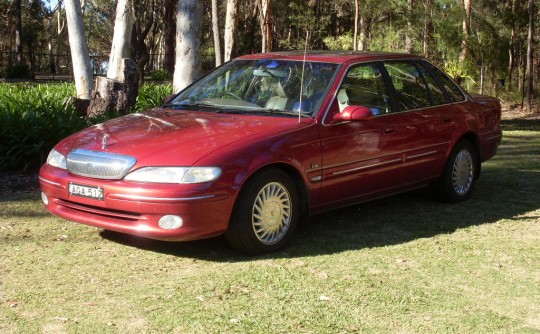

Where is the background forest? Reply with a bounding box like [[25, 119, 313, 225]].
[[0, 0, 538, 172], [0, 0, 538, 101]]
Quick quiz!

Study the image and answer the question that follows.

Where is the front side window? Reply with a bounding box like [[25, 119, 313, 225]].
[[384, 61, 432, 111], [171, 59, 339, 116], [336, 63, 391, 115]]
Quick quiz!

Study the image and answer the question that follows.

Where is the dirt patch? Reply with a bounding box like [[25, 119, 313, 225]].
[[501, 102, 540, 120]]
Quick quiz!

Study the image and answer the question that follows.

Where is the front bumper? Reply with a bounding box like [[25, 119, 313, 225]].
[[39, 164, 236, 241]]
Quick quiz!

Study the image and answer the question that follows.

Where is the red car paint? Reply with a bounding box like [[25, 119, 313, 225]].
[[39, 52, 502, 243]]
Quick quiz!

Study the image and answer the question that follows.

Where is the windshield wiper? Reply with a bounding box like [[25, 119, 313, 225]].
[[251, 108, 311, 117], [164, 103, 245, 114]]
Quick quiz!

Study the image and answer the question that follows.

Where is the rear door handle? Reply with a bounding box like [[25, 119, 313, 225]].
[[383, 127, 395, 134]]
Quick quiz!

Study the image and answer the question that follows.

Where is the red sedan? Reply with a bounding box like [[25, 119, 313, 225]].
[[39, 52, 502, 254]]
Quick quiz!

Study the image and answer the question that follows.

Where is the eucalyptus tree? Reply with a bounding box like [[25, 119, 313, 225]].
[[65, 0, 93, 99], [173, 0, 202, 92], [211, 0, 222, 66], [224, 0, 238, 61]]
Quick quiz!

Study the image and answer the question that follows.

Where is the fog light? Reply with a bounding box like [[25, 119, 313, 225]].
[[158, 215, 183, 230], [41, 192, 49, 205]]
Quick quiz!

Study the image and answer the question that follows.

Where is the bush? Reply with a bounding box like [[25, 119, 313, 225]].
[[3, 64, 32, 80], [134, 83, 173, 113], [148, 70, 172, 81], [0, 83, 173, 172], [0, 83, 90, 171]]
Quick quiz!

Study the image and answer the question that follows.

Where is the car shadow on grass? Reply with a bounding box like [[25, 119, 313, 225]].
[[99, 168, 540, 261], [100, 118, 540, 260]]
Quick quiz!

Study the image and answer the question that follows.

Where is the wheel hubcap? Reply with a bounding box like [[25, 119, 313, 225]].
[[452, 149, 474, 195], [252, 182, 292, 245]]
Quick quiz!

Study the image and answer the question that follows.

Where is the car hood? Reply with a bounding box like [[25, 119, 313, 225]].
[[56, 108, 307, 167]]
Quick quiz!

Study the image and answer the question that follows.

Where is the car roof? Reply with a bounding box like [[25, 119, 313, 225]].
[[236, 51, 422, 63]]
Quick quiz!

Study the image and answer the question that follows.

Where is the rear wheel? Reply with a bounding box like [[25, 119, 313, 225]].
[[225, 168, 299, 254], [435, 140, 478, 202]]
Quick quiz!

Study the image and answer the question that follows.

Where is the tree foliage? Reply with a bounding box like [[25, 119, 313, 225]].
[[0, 0, 538, 100]]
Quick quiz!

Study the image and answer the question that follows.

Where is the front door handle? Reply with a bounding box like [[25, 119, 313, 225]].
[[383, 127, 395, 134]]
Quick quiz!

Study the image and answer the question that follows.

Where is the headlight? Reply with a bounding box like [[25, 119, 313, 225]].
[[124, 167, 222, 184], [47, 149, 67, 169]]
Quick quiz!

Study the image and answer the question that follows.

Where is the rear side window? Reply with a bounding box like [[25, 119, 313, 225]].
[[415, 62, 448, 105], [384, 62, 432, 111], [423, 62, 466, 102]]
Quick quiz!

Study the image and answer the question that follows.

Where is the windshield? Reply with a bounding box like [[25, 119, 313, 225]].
[[169, 59, 339, 116]]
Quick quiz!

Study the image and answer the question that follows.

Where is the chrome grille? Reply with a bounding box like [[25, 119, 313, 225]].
[[67, 149, 136, 180]]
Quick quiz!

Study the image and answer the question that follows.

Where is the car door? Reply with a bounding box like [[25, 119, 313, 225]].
[[382, 60, 457, 184], [316, 62, 407, 208]]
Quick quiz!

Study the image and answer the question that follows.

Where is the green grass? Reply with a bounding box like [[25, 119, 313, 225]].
[[1, 119, 539, 333]]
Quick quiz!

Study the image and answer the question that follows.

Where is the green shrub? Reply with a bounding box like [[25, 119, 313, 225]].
[[134, 83, 173, 113], [3, 64, 32, 79], [148, 70, 172, 81], [0, 83, 173, 172], [0, 83, 89, 171]]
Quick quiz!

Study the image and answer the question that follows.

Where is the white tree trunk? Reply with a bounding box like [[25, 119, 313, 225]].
[[211, 0, 222, 66], [65, 0, 93, 99], [353, 0, 359, 51], [173, 0, 202, 92], [259, 0, 271, 53], [459, 0, 472, 67], [107, 0, 133, 82], [224, 0, 238, 62]]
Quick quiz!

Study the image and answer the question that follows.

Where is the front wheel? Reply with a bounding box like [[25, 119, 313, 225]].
[[225, 168, 299, 254], [434, 140, 478, 203]]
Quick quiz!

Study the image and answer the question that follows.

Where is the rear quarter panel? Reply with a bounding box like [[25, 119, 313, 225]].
[[453, 94, 502, 162]]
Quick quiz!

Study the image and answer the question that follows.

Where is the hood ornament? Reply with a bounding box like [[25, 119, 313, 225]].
[[101, 135, 110, 150]]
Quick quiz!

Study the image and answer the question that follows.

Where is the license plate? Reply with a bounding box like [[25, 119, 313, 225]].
[[68, 182, 104, 201]]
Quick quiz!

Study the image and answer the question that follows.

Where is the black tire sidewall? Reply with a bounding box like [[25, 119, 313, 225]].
[[438, 140, 478, 203], [225, 168, 300, 254]]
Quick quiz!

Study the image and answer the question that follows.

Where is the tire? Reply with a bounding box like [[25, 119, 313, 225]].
[[225, 168, 300, 254], [435, 140, 478, 203]]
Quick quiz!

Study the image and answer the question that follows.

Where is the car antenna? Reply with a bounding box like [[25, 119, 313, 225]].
[[298, 30, 310, 123]]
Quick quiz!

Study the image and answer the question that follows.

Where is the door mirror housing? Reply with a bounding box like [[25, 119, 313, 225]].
[[332, 105, 374, 123]]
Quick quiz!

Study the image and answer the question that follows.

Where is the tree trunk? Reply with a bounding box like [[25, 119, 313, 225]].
[[107, 0, 133, 81], [173, 0, 202, 92], [65, 0, 94, 100], [259, 0, 272, 53], [353, 0, 359, 51], [224, 0, 238, 61], [422, 0, 433, 58], [405, 0, 414, 53], [211, 0, 222, 66], [522, 0, 535, 113], [458, 0, 472, 67], [162, 0, 176, 75], [15, 0, 23, 65], [87, 0, 138, 116]]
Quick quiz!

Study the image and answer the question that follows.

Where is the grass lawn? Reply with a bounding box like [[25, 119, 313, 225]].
[[1, 117, 539, 333]]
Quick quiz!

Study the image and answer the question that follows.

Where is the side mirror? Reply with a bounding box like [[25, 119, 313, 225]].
[[332, 105, 374, 123], [163, 94, 176, 104]]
